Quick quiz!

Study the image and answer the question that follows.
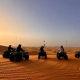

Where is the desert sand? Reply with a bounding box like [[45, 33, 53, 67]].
[[0, 45, 80, 80]]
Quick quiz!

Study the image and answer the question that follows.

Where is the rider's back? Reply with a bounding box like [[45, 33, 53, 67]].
[[58, 47, 64, 53], [40, 46, 44, 52], [17, 47, 22, 52]]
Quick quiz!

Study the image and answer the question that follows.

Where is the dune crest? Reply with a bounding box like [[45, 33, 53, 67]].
[[0, 45, 8, 53]]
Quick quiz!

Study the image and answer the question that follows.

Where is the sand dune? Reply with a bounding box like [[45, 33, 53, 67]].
[[0, 46, 80, 80], [0, 45, 8, 53]]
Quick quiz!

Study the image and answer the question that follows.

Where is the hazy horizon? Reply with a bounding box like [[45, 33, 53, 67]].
[[0, 0, 80, 47]]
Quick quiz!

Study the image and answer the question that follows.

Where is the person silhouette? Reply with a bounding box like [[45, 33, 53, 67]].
[[58, 45, 64, 53], [8, 45, 13, 52], [40, 46, 44, 52], [16, 44, 24, 52]]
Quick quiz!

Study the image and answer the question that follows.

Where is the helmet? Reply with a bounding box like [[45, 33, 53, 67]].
[[9, 45, 11, 47], [19, 44, 21, 46], [60, 45, 63, 48]]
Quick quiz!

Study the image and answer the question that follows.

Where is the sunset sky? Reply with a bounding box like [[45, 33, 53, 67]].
[[0, 0, 80, 47]]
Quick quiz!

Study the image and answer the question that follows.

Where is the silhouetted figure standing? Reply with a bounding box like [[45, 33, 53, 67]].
[[16, 44, 24, 52]]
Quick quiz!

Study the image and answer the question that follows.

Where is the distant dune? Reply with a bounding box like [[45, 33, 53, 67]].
[[0, 45, 80, 55], [0, 45, 8, 52]]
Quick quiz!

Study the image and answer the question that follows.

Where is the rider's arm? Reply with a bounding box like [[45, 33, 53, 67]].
[[58, 48, 60, 51]]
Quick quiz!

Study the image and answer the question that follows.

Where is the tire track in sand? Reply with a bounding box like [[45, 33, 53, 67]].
[[0, 54, 80, 80]]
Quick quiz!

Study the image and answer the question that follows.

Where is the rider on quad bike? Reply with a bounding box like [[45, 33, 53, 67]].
[[16, 44, 24, 52], [40, 46, 44, 52], [3, 45, 15, 58], [57, 45, 68, 60], [38, 46, 47, 59], [58, 45, 64, 53], [9, 44, 29, 62], [8, 45, 14, 52]]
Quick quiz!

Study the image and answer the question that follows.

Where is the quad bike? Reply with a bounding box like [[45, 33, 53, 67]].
[[56, 51, 68, 60], [75, 51, 80, 58], [2, 49, 16, 58], [38, 51, 47, 59], [9, 51, 29, 62]]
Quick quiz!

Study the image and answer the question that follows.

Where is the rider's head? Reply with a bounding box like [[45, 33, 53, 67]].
[[41, 46, 44, 48], [9, 45, 11, 47], [18, 44, 21, 47], [60, 45, 63, 48]]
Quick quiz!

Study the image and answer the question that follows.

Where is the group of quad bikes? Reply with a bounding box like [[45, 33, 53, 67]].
[[3, 49, 29, 62], [2, 48, 80, 62]]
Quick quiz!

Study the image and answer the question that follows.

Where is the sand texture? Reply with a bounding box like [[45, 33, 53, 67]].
[[0, 46, 80, 80]]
